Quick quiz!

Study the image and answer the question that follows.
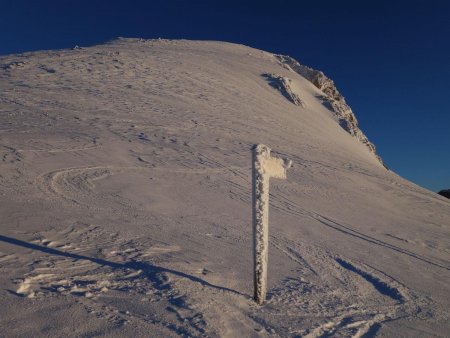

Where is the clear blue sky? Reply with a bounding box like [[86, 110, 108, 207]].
[[1, 0, 448, 191]]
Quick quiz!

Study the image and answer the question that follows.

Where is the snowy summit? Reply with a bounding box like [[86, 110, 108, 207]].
[[0, 38, 449, 337]]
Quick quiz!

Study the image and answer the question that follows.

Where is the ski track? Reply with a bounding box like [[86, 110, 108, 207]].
[[262, 233, 427, 338], [265, 189, 450, 271], [5, 226, 422, 338], [35, 164, 246, 212], [222, 170, 449, 272], [8, 171, 427, 337], [27, 156, 441, 336]]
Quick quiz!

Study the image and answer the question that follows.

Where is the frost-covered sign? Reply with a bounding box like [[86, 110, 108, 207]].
[[252, 144, 292, 305]]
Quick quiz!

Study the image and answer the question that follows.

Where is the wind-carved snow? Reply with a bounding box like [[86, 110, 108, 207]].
[[275, 54, 383, 165]]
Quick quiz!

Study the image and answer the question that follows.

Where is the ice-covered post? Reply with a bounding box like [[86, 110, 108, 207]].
[[252, 144, 291, 305]]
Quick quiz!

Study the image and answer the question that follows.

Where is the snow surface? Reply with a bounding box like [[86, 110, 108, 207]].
[[0, 38, 449, 337]]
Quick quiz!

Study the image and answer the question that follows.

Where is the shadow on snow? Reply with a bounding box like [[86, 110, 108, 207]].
[[0, 234, 247, 299]]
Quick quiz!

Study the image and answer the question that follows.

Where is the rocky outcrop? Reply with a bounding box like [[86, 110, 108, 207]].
[[262, 73, 306, 107], [275, 54, 384, 165], [438, 190, 450, 199]]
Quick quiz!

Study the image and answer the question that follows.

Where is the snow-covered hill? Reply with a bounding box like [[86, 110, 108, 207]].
[[0, 38, 449, 337]]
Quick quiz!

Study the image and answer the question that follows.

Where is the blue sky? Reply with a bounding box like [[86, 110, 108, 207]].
[[1, 0, 448, 191]]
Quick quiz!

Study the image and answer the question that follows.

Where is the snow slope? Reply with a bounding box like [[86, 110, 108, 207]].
[[0, 38, 449, 337]]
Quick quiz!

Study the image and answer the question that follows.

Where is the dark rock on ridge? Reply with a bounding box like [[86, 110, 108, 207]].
[[438, 189, 450, 199]]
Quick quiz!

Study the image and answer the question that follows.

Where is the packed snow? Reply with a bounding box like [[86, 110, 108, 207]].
[[0, 38, 449, 337]]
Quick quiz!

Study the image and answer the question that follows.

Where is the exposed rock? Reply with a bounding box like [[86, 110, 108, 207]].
[[438, 189, 450, 199], [262, 73, 306, 107], [275, 54, 384, 165], [1, 61, 27, 71]]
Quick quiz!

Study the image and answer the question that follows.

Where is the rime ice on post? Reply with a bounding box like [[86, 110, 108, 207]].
[[252, 144, 291, 305]]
